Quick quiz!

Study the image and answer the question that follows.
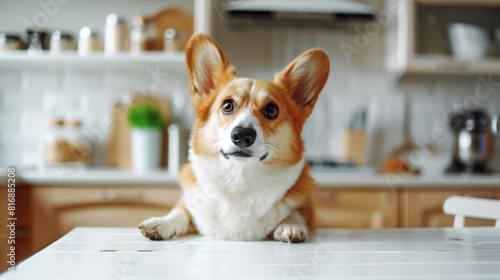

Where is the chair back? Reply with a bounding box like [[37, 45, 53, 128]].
[[443, 195, 500, 228]]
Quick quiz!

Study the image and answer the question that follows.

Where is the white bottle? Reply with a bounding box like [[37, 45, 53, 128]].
[[78, 27, 100, 56], [105, 13, 128, 56]]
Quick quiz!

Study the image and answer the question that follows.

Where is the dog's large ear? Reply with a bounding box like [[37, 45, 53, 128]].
[[186, 34, 235, 107], [274, 49, 330, 119]]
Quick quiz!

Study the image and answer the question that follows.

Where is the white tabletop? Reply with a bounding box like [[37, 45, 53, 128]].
[[2, 227, 500, 279]]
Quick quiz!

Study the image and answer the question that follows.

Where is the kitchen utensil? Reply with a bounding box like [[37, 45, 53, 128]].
[[341, 108, 367, 166], [448, 23, 489, 60], [26, 29, 49, 49], [27, 32, 43, 54], [446, 109, 497, 173]]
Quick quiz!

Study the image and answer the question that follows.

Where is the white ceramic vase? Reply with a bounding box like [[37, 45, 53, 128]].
[[131, 128, 162, 173]]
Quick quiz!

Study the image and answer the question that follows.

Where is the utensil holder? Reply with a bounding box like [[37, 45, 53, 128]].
[[341, 130, 366, 166]]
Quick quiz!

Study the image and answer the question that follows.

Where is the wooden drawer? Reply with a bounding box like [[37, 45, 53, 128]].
[[399, 189, 500, 228], [312, 189, 398, 229], [32, 186, 181, 252]]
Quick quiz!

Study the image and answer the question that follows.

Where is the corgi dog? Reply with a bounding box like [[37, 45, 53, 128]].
[[139, 34, 329, 243]]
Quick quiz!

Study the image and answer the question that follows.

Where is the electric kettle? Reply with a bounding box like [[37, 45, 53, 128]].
[[446, 109, 499, 173]]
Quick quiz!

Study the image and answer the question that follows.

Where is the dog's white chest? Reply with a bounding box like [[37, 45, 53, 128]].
[[185, 155, 304, 240]]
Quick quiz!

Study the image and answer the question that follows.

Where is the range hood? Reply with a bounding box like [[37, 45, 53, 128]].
[[225, 0, 375, 26]]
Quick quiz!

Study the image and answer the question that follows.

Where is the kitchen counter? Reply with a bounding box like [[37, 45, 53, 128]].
[[2, 227, 500, 279], [3, 167, 499, 188]]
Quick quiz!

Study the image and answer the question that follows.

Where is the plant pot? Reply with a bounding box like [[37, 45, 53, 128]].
[[131, 128, 162, 173]]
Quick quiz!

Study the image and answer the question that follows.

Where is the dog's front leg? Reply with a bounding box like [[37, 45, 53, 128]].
[[138, 201, 191, 241], [273, 211, 308, 243]]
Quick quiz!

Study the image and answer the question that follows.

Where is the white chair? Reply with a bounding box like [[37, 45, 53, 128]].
[[443, 195, 500, 228]]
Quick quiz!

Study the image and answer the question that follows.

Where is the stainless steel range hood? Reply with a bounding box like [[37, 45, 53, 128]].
[[225, 0, 375, 26]]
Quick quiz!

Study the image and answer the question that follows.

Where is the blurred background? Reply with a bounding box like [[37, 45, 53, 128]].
[[1, 0, 500, 270]]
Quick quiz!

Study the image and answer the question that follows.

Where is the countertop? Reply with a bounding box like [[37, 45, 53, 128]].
[[2, 227, 500, 279], [3, 167, 499, 188]]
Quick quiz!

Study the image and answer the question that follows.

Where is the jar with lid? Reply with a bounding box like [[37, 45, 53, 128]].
[[65, 119, 91, 165], [130, 15, 157, 54], [50, 30, 76, 54], [105, 13, 128, 55], [42, 118, 91, 166], [164, 29, 186, 53], [0, 33, 25, 51], [78, 27, 101, 56], [43, 118, 68, 164]]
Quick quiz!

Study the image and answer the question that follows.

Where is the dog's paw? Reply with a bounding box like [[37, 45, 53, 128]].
[[274, 223, 307, 243], [138, 217, 177, 241]]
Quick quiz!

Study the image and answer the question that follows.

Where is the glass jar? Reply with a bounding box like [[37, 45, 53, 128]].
[[78, 27, 101, 56], [0, 33, 25, 51], [43, 118, 69, 164], [50, 30, 76, 54], [130, 15, 157, 54], [65, 119, 91, 165], [164, 29, 183, 53]]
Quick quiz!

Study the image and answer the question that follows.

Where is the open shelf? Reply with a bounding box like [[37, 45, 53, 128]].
[[406, 55, 500, 75], [0, 50, 187, 71]]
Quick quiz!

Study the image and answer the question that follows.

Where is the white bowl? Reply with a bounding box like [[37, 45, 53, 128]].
[[448, 22, 489, 60]]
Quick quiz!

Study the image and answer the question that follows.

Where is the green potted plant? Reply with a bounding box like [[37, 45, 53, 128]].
[[127, 102, 166, 173]]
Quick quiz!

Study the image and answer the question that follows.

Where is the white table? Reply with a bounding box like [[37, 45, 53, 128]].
[[2, 227, 500, 279]]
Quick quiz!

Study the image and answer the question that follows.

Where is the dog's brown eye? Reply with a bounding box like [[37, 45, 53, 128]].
[[222, 99, 235, 114], [264, 103, 279, 120]]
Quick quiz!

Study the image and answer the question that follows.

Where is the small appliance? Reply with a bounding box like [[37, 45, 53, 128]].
[[446, 109, 498, 173]]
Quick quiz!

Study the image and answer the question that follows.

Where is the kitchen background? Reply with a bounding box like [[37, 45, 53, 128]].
[[2, 0, 500, 271], [0, 0, 499, 173], [1, 0, 500, 175]]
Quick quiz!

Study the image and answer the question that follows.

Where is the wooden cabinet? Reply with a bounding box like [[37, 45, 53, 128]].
[[399, 189, 500, 228], [2, 182, 497, 273], [31, 186, 181, 252], [386, 0, 500, 75], [312, 189, 398, 229], [0, 185, 31, 272]]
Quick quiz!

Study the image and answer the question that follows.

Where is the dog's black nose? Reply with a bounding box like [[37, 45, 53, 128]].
[[231, 126, 256, 148]]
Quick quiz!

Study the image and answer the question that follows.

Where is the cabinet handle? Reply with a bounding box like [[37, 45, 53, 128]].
[[101, 189, 144, 201]]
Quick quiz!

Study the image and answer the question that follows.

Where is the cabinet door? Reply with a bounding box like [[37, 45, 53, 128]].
[[32, 186, 181, 252], [399, 189, 499, 228], [312, 189, 398, 229], [0, 185, 31, 272]]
